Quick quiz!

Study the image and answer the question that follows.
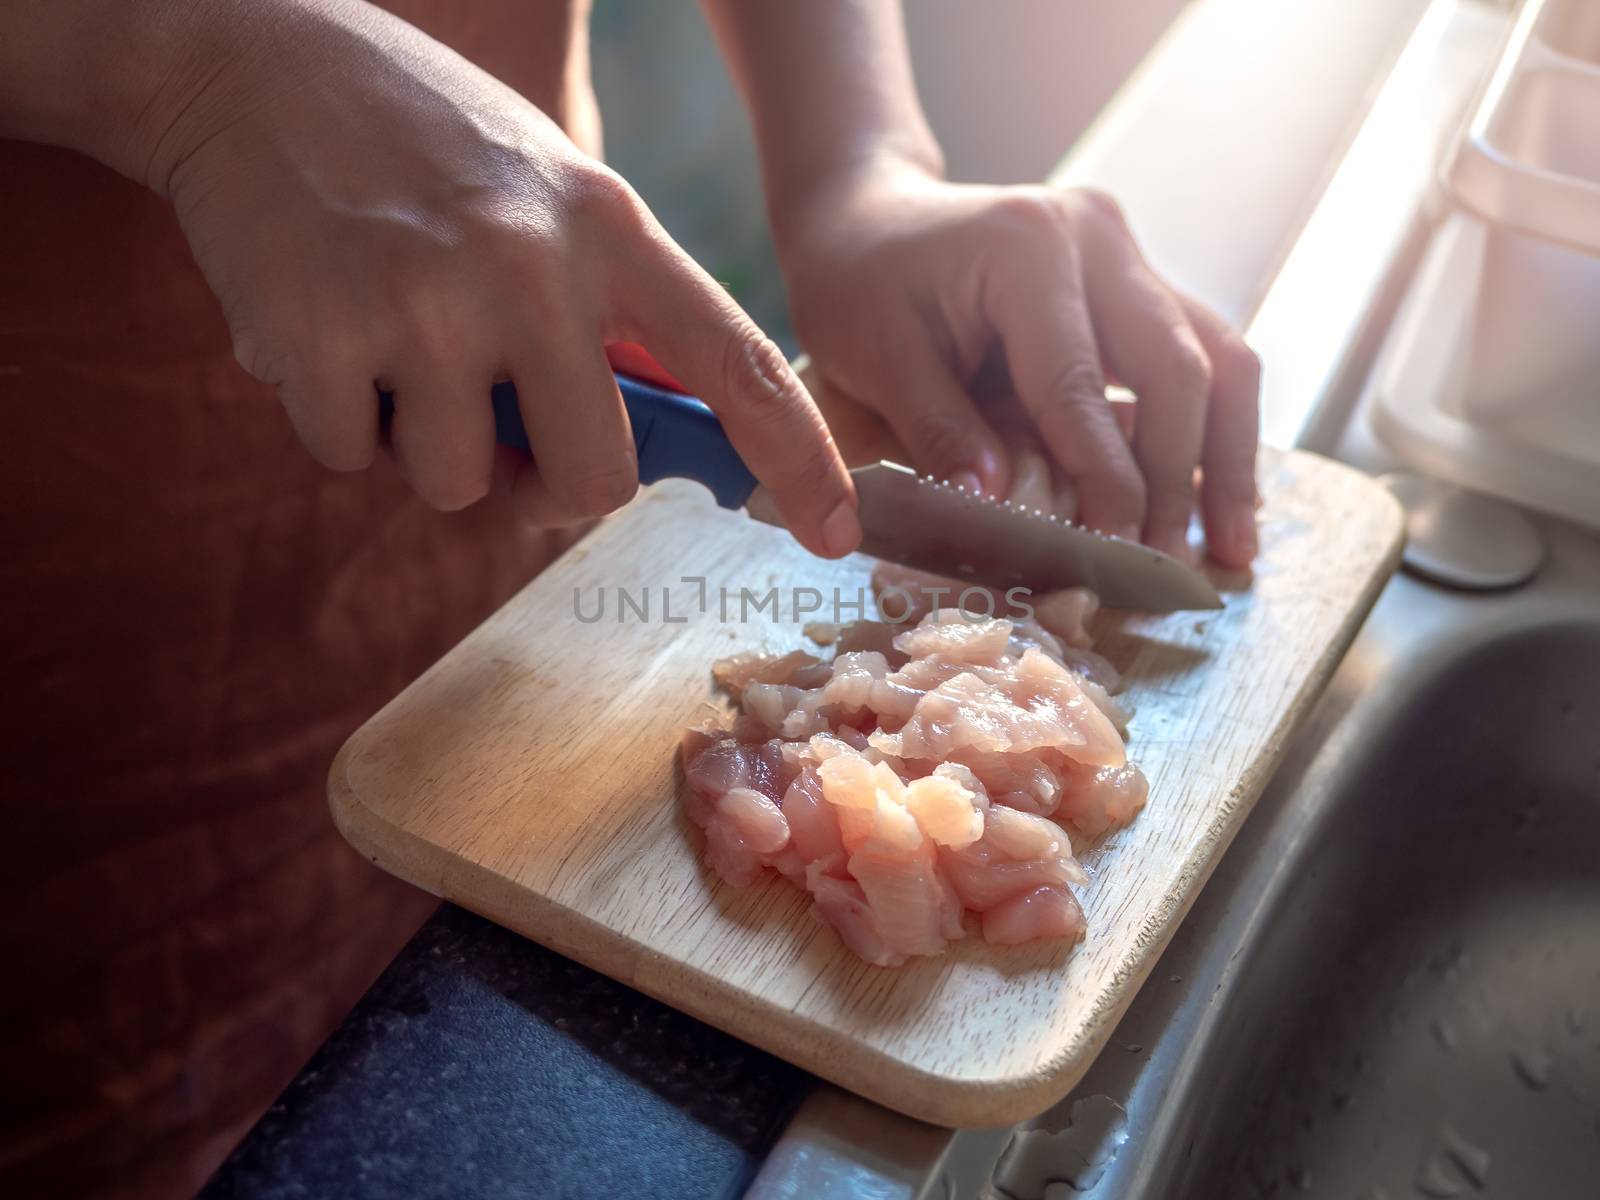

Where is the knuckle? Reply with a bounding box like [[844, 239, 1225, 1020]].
[[992, 188, 1069, 241], [1147, 465, 1196, 508], [719, 328, 794, 424], [1042, 358, 1108, 409], [904, 410, 976, 473], [1072, 186, 1128, 231], [1218, 334, 1262, 394], [413, 459, 494, 512], [311, 431, 377, 474], [562, 464, 639, 518], [282, 392, 377, 473], [1162, 334, 1214, 401], [568, 163, 645, 228], [230, 321, 289, 386]]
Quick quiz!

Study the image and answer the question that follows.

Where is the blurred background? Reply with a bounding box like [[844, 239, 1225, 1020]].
[[591, 0, 1188, 348]]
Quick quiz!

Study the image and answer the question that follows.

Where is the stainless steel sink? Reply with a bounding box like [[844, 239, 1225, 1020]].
[[1173, 624, 1600, 1197], [929, 501, 1598, 1200]]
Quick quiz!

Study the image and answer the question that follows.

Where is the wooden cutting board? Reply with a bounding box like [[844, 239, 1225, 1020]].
[[329, 389, 1402, 1128]]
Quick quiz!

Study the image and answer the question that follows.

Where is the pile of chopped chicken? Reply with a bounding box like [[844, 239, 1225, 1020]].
[[680, 592, 1146, 966]]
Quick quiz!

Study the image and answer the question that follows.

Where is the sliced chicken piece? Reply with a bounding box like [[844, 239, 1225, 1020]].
[[938, 835, 1088, 913], [981, 885, 1086, 945], [783, 768, 844, 864], [983, 804, 1067, 860], [901, 772, 985, 849], [1054, 760, 1150, 840], [807, 867, 902, 967], [868, 649, 1123, 766], [700, 786, 791, 887], [893, 610, 1014, 665], [713, 649, 828, 696], [848, 838, 953, 960]]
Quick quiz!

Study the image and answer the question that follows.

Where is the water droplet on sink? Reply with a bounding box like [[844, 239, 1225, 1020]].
[[1169, 974, 1182, 983], [1430, 940, 1466, 976], [1415, 1122, 1490, 1196], [1431, 1018, 1458, 1053], [995, 1094, 1129, 1196], [1512, 1045, 1551, 1090], [1567, 1007, 1589, 1037], [1123, 1042, 1143, 1054], [1415, 1163, 1464, 1197]]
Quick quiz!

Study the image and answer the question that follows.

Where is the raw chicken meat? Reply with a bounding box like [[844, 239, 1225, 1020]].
[[680, 604, 1149, 966]]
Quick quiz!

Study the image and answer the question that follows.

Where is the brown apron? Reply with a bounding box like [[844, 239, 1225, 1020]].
[[0, 4, 595, 1195]]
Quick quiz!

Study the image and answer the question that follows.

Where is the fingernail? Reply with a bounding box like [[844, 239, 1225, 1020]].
[[1231, 509, 1259, 561], [821, 497, 862, 558], [951, 470, 983, 495], [974, 446, 1006, 496]]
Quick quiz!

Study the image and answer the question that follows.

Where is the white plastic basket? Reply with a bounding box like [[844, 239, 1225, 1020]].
[[1449, 0, 1600, 256], [1373, 0, 1600, 528], [1371, 212, 1600, 527]]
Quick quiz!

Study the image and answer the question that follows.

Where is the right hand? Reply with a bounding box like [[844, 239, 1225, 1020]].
[[774, 165, 1259, 565], [145, 0, 861, 556]]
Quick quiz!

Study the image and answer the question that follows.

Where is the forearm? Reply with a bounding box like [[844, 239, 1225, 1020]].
[[699, 0, 943, 243]]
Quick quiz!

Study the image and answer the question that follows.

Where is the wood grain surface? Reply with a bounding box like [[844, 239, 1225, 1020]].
[[329, 380, 1402, 1126]]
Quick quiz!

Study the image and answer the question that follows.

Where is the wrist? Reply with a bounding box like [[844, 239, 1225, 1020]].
[[0, 0, 275, 193], [768, 145, 942, 265], [768, 143, 942, 258]]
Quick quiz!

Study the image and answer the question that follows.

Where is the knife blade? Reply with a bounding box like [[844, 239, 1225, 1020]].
[[399, 372, 1222, 612], [750, 461, 1221, 612]]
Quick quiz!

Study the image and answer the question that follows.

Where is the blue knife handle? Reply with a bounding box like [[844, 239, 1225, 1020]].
[[377, 372, 760, 510]]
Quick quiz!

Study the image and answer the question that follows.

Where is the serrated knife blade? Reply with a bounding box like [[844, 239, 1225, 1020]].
[[750, 461, 1222, 612]]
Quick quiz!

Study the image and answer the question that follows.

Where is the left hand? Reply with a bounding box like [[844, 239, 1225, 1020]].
[[773, 162, 1260, 567]]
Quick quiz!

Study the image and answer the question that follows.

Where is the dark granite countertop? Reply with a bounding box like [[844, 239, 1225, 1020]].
[[201, 905, 811, 1200]]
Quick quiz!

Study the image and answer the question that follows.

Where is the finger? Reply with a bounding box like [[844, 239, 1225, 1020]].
[[990, 238, 1145, 540], [509, 460, 594, 528], [486, 442, 563, 527], [488, 443, 577, 529], [1003, 435, 1054, 512], [383, 357, 496, 511], [1179, 295, 1261, 566], [1080, 235, 1211, 559], [606, 217, 859, 559], [275, 344, 381, 473], [872, 331, 1008, 497], [508, 335, 638, 526]]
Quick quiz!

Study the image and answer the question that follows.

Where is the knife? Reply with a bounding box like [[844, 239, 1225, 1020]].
[[380, 374, 1222, 611]]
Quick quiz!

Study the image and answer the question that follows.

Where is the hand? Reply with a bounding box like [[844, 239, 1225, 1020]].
[[773, 162, 1259, 566], [136, 0, 860, 556]]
